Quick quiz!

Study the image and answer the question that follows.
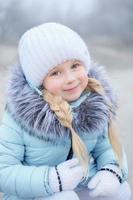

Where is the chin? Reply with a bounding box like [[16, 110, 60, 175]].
[[64, 93, 81, 102]]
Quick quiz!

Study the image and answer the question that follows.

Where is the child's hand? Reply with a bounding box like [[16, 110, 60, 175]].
[[87, 166, 121, 198], [49, 158, 84, 192]]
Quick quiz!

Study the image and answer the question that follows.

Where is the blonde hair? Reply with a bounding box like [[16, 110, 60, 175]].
[[86, 78, 123, 166], [43, 77, 123, 176]]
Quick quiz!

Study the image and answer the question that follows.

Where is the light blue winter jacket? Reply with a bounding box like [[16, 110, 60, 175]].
[[0, 64, 128, 200]]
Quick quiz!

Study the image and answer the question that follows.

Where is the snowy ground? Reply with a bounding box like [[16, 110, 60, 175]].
[[0, 43, 133, 199]]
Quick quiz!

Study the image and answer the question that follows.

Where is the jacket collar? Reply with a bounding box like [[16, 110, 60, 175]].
[[6, 63, 117, 143]]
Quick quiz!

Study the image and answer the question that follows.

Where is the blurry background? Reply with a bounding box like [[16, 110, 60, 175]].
[[0, 0, 133, 198]]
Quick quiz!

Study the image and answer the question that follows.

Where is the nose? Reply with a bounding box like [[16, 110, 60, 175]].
[[65, 72, 76, 84]]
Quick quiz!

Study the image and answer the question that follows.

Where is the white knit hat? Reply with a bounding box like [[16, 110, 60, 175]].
[[18, 22, 91, 88]]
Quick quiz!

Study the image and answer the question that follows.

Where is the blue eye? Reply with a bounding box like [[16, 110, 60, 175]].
[[50, 71, 61, 76], [71, 63, 80, 69]]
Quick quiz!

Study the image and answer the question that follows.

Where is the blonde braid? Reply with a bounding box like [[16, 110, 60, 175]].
[[85, 77, 105, 95], [43, 90, 89, 176], [86, 78, 123, 167], [108, 119, 123, 167]]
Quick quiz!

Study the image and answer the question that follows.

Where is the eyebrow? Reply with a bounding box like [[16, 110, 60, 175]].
[[48, 60, 81, 74], [48, 67, 59, 75]]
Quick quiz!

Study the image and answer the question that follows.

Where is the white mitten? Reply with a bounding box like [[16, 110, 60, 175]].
[[87, 165, 121, 198], [49, 158, 84, 192]]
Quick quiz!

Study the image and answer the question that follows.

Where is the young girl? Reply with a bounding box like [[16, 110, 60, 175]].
[[0, 22, 132, 200]]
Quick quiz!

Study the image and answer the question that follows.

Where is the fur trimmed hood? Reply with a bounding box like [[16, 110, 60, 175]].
[[6, 63, 117, 143]]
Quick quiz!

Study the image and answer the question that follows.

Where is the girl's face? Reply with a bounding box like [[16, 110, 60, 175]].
[[43, 60, 88, 102]]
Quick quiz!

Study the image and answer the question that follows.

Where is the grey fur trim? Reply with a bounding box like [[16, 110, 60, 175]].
[[6, 62, 117, 143]]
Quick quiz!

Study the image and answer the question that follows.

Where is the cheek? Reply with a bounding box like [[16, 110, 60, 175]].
[[79, 72, 88, 88], [43, 79, 62, 94]]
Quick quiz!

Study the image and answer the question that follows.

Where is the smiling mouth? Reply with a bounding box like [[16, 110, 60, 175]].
[[64, 84, 79, 91]]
